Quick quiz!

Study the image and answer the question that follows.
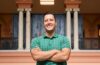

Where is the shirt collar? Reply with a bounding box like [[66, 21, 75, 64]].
[[43, 33, 58, 38]]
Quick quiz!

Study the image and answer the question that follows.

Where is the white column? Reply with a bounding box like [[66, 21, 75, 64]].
[[73, 8, 79, 50], [17, 8, 24, 50], [25, 8, 31, 50], [65, 8, 72, 44]]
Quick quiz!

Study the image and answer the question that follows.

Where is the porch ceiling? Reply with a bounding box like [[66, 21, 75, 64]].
[[0, 0, 100, 14]]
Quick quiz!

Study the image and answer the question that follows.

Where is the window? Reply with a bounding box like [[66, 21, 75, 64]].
[[40, 0, 54, 5]]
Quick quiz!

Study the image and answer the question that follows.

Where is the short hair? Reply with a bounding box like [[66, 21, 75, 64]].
[[43, 13, 56, 22]]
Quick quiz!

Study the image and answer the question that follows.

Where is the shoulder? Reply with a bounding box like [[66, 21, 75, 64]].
[[57, 34, 70, 42], [57, 34, 69, 39], [31, 36, 43, 42]]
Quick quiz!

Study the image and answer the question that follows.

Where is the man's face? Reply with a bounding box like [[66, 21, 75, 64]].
[[44, 14, 56, 32]]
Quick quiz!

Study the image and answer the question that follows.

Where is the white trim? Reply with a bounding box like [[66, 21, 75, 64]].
[[0, 50, 30, 52], [40, 2, 54, 5], [40, 0, 54, 2], [72, 50, 100, 52], [0, 49, 100, 52], [40, 0, 54, 5]]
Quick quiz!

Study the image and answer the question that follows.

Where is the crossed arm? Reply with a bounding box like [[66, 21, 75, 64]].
[[31, 48, 71, 62]]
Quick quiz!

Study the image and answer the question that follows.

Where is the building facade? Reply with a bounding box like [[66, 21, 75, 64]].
[[0, 0, 100, 65]]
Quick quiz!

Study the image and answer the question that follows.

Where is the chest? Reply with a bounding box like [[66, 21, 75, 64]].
[[39, 38, 63, 51]]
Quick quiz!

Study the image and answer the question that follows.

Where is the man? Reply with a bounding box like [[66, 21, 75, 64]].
[[31, 13, 71, 65]]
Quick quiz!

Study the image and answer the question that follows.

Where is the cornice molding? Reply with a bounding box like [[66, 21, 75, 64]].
[[64, 0, 81, 9], [16, 0, 32, 9]]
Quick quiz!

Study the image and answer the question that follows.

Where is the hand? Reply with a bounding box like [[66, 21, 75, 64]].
[[51, 49, 60, 54]]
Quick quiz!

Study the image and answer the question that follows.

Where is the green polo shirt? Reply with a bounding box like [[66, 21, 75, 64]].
[[31, 33, 71, 65]]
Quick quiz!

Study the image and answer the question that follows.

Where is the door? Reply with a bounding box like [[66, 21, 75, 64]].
[[98, 25, 100, 48], [0, 24, 1, 48]]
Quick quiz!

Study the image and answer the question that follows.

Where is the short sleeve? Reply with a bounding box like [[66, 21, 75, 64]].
[[30, 38, 40, 49], [61, 36, 71, 49]]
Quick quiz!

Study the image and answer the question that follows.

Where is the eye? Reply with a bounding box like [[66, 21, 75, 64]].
[[50, 19, 54, 21], [44, 19, 48, 22]]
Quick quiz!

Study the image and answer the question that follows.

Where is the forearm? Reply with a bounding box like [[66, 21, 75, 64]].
[[50, 48, 71, 62], [49, 52, 68, 62], [32, 50, 57, 61]]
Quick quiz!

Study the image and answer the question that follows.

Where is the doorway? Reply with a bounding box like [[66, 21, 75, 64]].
[[98, 25, 100, 48], [0, 24, 1, 48]]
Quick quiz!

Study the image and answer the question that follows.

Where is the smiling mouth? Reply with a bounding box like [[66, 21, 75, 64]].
[[46, 23, 53, 26]]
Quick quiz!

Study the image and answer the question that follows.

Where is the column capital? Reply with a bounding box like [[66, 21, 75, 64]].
[[64, 0, 81, 11], [65, 8, 72, 12], [16, 0, 32, 9], [25, 8, 31, 11], [17, 8, 24, 11], [73, 8, 80, 11]]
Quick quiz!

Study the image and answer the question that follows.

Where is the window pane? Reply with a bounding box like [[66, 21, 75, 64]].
[[0, 14, 18, 50], [12, 15, 18, 49], [79, 15, 100, 50]]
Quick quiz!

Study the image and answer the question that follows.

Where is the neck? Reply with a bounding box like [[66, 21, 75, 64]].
[[45, 31, 55, 38]]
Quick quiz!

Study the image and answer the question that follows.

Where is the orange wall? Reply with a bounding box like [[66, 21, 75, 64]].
[[0, 51, 100, 65]]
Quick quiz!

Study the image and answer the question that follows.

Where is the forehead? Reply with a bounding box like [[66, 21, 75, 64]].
[[44, 14, 55, 19]]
